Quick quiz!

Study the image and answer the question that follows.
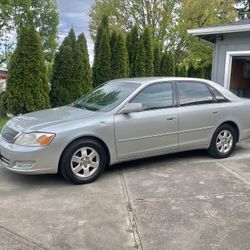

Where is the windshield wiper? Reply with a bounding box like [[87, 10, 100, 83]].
[[72, 103, 87, 110]]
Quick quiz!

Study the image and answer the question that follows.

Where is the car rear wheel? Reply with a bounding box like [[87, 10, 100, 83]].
[[60, 139, 107, 184], [208, 124, 236, 158]]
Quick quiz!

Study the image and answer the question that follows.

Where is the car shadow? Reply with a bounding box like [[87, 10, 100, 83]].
[[107, 149, 210, 172]]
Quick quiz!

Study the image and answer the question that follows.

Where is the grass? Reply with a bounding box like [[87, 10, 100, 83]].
[[0, 117, 9, 132]]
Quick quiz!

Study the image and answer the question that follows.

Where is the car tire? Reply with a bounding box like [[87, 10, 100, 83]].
[[60, 139, 107, 184], [208, 124, 237, 159]]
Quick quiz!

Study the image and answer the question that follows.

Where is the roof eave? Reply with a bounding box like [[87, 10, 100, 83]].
[[187, 24, 250, 36]]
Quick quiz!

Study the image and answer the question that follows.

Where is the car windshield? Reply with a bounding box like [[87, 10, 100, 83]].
[[72, 81, 140, 112]]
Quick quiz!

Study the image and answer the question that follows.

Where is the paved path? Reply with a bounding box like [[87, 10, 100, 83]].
[[0, 140, 249, 249]]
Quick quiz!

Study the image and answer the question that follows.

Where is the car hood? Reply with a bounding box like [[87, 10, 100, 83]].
[[6, 106, 105, 132]]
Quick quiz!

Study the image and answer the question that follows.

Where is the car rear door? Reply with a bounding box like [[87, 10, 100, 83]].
[[114, 82, 179, 160], [176, 80, 221, 151]]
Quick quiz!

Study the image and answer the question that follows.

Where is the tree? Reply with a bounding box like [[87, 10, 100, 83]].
[[50, 29, 82, 107], [160, 51, 174, 76], [153, 44, 162, 76], [170, 0, 236, 72], [110, 31, 128, 79], [94, 30, 111, 86], [92, 15, 110, 86], [89, 0, 237, 77], [0, 0, 59, 64], [77, 33, 92, 94], [126, 26, 139, 77], [134, 39, 146, 77], [143, 27, 154, 76], [235, 0, 250, 19], [89, 0, 177, 43], [6, 26, 50, 115]]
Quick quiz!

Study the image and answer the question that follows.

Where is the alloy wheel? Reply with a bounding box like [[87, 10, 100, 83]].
[[70, 147, 100, 178], [216, 130, 233, 154]]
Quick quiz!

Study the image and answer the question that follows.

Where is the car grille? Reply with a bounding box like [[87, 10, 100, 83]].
[[1, 126, 19, 143]]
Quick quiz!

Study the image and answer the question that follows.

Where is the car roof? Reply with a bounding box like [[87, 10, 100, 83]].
[[108, 77, 211, 85], [108, 77, 240, 101]]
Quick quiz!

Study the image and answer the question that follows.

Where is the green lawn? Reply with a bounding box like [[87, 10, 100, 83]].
[[0, 118, 9, 132]]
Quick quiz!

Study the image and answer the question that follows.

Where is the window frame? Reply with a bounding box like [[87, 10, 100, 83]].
[[175, 80, 217, 107], [207, 85, 231, 103], [129, 81, 176, 112]]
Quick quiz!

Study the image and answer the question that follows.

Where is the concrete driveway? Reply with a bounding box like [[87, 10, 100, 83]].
[[0, 140, 250, 250]]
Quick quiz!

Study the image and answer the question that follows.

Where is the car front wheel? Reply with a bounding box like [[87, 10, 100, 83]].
[[208, 124, 236, 158], [60, 139, 107, 184]]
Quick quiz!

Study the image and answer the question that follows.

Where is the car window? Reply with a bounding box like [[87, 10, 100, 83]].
[[210, 86, 228, 103], [177, 81, 214, 106], [130, 82, 173, 110]]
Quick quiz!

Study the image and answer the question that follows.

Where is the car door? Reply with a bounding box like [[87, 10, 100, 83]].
[[177, 80, 221, 150], [114, 82, 179, 159]]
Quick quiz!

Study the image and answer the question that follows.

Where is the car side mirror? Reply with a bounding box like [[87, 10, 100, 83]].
[[119, 103, 143, 114]]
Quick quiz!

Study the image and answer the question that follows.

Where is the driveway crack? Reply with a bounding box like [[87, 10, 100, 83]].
[[0, 225, 48, 250], [120, 168, 143, 250]]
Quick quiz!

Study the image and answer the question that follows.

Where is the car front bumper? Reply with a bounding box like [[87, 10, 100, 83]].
[[0, 135, 59, 174]]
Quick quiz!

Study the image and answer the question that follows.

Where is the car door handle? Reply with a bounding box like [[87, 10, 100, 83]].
[[166, 117, 175, 121], [212, 111, 219, 114]]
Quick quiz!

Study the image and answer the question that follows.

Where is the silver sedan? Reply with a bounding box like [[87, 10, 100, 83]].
[[1, 77, 250, 184]]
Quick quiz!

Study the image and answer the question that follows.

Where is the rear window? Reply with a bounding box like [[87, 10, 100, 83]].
[[177, 81, 214, 106]]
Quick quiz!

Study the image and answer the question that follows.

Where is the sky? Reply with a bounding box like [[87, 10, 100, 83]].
[[57, 0, 94, 62]]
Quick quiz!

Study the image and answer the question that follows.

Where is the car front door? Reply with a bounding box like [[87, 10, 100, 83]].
[[177, 81, 221, 150], [114, 82, 179, 160]]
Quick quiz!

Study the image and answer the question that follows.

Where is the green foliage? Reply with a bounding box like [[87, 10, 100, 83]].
[[46, 62, 53, 82], [50, 29, 84, 107], [235, 0, 250, 19], [0, 92, 7, 117], [0, 117, 9, 132], [134, 39, 146, 77], [93, 15, 111, 86], [89, 0, 176, 44], [143, 27, 154, 76], [92, 25, 104, 85], [160, 51, 174, 76], [0, 0, 59, 63], [77, 33, 92, 94], [153, 44, 162, 76], [6, 26, 50, 115], [127, 26, 139, 77], [90, 0, 237, 78], [94, 30, 111, 86], [188, 65, 212, 79], [175, 65, 187, 77], [110, 31, 129, 79]]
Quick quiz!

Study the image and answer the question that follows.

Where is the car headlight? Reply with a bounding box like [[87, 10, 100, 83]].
[[14, 132, 56, 146]]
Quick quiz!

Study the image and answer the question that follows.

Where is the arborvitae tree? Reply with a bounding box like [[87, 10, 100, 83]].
[[50, 28, 82, 107], [127, 26, 139, 77], [63, 28, 76, 47], [6, 26, 50, 115], [92, 25, 104, 85], [153, 44, 161, 76], [160, 51, 174, 76], [143, 27, 154, 76], [110, 31, 118, 52], [100, 14, 110, 36], [77, 33, 92, 94], [125, 32, 131, 76], [94, 30, 111, 86], [92, 15, 110, 86], [134, 38, 146, 77], [110, 31, 128, 79]]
